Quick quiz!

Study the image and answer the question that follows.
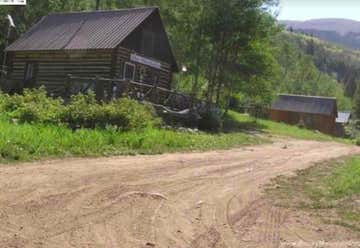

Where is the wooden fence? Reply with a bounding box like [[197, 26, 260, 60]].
[[64, 74, 193, 112]]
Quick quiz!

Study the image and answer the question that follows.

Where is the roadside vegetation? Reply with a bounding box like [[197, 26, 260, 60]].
[[266, 156, 360, 231], [0, 120, 267, 163], [225, 111, 351, 143], [0, 88, 159, 130], [0, 88, 271, 163], [0, 88, 351, 163]]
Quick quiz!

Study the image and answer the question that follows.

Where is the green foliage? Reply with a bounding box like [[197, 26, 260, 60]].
[[103, 98, 160, 130], [266, 156, 360, 231], [0, 88, 159, 131], [328, 157, 360, 198], [0, 119, 267, 162], [225, 111, 351, 143], [198, 108, 223, 132], [283, 31, 360, 98], [60, 92, 100, 128], [353, 82, 360, 118], [343, 120, 360, 139], [62, 94, 159, 130], [0, 87, 64, 124], [274, 33, 352, 110]]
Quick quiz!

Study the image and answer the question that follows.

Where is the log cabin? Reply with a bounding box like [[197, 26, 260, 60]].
[[270, 94, 338, 135], [3, 7, 178, 96]]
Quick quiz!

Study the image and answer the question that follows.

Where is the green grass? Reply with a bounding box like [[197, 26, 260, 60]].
[[266, 156, 360, 231], [0, 119, 268, 163], [0, 109, 352, 163], [224, 111, 351, 143], [328, 157, 360, 199]]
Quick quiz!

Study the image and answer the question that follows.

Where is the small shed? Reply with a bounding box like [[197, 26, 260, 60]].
[[270, 94, 338, 135], [4, 7, 178, 95]]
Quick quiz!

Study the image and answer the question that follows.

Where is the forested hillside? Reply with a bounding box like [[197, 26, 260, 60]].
[[0, 0, 353, 110], [282, 31, 360, 98], [273, 32, 352, 109], [281, 19, 360, 50]]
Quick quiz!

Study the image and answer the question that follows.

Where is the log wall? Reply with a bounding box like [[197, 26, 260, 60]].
[[7, 47, 173, 94], [8, 50, 113, 94]]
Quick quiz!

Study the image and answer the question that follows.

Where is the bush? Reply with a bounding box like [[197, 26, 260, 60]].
[[62, 94, 159, 130], [0, 88, 160, 131], [104, 99, 160, 130], [60, 92, 101, 129], [0, 87, 64, 124], [198, 105, 223, 132]]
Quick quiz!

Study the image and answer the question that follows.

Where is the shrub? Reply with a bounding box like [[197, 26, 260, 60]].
[[0, 87, 64, 124], [60, 92, 101, 129], [0, 93, 23, 113], [198, 105, 223, 132], [61, 93, 159, 130], [0, 88, 160, 131], [104, 99, 160, 130]]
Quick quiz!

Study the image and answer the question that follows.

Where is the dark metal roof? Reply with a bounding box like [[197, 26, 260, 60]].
[[6, 7, 157, 51], [336, 111, 351, 123], [271, 94, 337, 116]]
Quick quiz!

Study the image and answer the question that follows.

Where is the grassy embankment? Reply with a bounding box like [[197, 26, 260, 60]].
[[0, 118, 267, 163], [0, 103, 351, 163], [0, 89, 352, 165], [225, 111, 351, 144], [266, 156, 360, 231]]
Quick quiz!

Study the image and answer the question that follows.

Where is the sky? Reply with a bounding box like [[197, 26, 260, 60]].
[[278, 0, 360, 21]]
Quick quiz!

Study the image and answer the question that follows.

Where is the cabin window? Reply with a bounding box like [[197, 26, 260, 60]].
[[24, 62, 37, 88], [25, 62, 35, 80], [139, 66, 146, 83], [123, 62, 135, 81], [141, 30, 155, 57]]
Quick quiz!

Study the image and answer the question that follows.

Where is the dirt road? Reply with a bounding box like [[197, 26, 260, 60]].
[[0, 139, 359, 248]]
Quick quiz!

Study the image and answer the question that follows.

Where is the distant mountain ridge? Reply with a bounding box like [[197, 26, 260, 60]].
[[280, 19, 360, 50]]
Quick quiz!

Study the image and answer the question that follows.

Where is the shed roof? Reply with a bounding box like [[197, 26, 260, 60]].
[[6, 7, 157, 51], [336, 111, 351, 123], [271, 94, 337, 116]]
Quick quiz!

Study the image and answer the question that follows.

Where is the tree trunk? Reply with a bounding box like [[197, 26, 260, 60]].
[[190, 28, 203, 108], [95, 0, 100, 10]]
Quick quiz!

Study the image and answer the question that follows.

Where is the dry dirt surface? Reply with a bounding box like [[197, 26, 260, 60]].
[[0, 139, 359, 248]]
